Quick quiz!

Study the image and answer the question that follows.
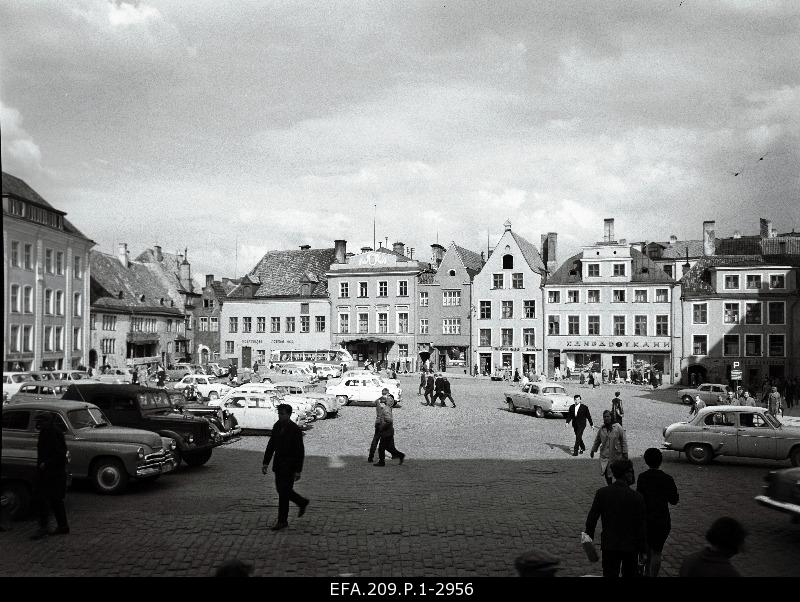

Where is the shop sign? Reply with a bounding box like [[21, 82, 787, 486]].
[[271, 339, 295, 344], [564, 338, 671, 351], [241, 339, 264, 344], [493, 346, 520, 351]]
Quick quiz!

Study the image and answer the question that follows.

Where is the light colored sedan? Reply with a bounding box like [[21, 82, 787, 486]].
[[326, 377, 389, 406], [212, 383, 314, 421], [504, 382, 573, 418], [273, 381, 343, 420], [173, 374, 231, 401], [662, 405, 800, 466], [222, 393, 309, 432], [334, 370, 402, 399], [676, 383, 729, 405]]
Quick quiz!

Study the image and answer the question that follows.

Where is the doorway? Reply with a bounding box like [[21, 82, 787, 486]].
[[242, 346, 252, 369], [479, 353, 492, 376], [611, 355, 628, 372]]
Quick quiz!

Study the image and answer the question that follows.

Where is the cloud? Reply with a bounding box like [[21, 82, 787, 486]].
[[0, 101, 43, 171], [107, 1, 161, 27]]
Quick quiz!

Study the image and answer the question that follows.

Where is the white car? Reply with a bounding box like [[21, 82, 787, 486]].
[[276, 364, 319, 384], [93, 368, 135, 384], [49, 370, 94, 382], [272, 381, 343, 420], [173, 374, 232, 401], [504, 382, 573, 418], [3, 372, 35, 400], [213, 383, 315, 421], [222, 393, 310, 431], [326, 376, 396, 406], [313, 365, 341, 379], [335, 370, 402, 399]]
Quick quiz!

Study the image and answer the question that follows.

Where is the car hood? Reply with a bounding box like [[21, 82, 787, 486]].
[[141, 410, 209, 427], [74, 426, 163, 448]]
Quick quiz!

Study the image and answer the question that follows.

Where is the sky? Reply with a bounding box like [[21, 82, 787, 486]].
[[2, 0, 799, 279]]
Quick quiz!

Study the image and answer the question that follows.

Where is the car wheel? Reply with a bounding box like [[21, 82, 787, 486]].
[[507, 399, 516, 413], [685, 444, 713, 465], [533, 406, 545, 419], [336, 395, 349, 406], [91, 458, 129, 494], [790, 447, 800, 467], [682, 395, 693, 405], [1, 480, 32, 520], [183, 448, 213, 467], [313, 403, 328, 420]]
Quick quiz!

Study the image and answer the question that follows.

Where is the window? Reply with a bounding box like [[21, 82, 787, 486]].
[[225, 341, 235, 354], [242, 317, 252, 333], [522, 328, 535, 346], [54, 327, 63, 351], [44, 326, 53, 351], [613, 316, 626, 336], [339, 314, 350, 333], [724, 275, 739, 290], [548, 315, 560, 335], [378, 313, 388, 334], [23, 325, 33, 352], [74, 256, 83, 279], [255, 317, 265, 333], [203, 298, 215, 309], [480, 301, 491, 319], [723, 335, 739, 357], [587, 264, 600, 277], [56, 251, 64, 275], [23, 286, 33, 313], [286, 317, 295, 333], [567, 290, 579, 303], [693, 303, 708, 324], [378, 281, 388, 297], [568, 316, 580, 335], [442, 318, 461, 335], [11, 241, 20, 267], [443, 290, 461, 306], [300, 316, 310, 333], [769, 274, 785, 289], [101, 338, 116, 355], [73, 327, 82, 350], [261, 317, 275, 333], [54, 290, 63, 316], [2, 410, 31, 430], [10, 285, 20, 312], [768, 302, 785, 325], [9, 325, 20, 352], [745, 302, 762, 325], [663, 264, 673, 278], [397, 312, 409, 333], [73, 293, 82, 316], [165, 319, 171, 332], [358, 282, 368, 297], [745, 335, 762, 357], [501, 301, 513, 319], [45, 248, 53, 274], [22, 244, 33, 270], [399, 344, 409, 358], [398, 281, 408, 297], [613, 263, 626, 276], [548, 291, 560, 304], [512, 273, 524, 289], [692, 335, 708, 355], [210, 317, 219, 332], [501, 328, 513, 346], [588, 290, 600, 303], [655, 289, 669, 303], [340, 282, 349, 298], [588, 315, 600, 335], [768, 334, 785, 357], [102, 315, 117, 331], [502, 254, 514, 269], [479, 329, 491, 346], [199, 317, 209, 331], [315, 316, 326, 332], [613, 289, 626, 303], [634, 315, 647, 336], [746, 275, 762, 290], [493, 274, 504, 289], [634, 289, 648, 303], [724, 303, 739, 324], [229, 317, 238, 333], [358, 313, 369, 333], [523, 300, 536, 319], [420, 319, 429, 335], [419, 291, 428, 306], [300, 303, 309, 315]]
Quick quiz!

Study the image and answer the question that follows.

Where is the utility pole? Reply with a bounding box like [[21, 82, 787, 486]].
[[373, 203, 376, 251]]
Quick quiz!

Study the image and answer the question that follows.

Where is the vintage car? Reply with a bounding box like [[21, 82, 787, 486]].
[[172, 374, 232, 401], [755, 467, 800, 522], [2, 448, 72, 519], [326, 376, 398, 406], [2, 400, 175, 495], [272, 381, 343, 420], [221, 393, 310, 432], [8, 380, 73, 404], [504, 382, 573, 418], [164, 363, 204, 381], [334, 370, 402, 398], [662, 405, 800, 466], [93, 367, 135, 384], [49, 370, 94, 382], [274, 364, 319, 384], [212, 383, 315, 421], [204, 362, 230, 378], [3, 372, 35, 400], [676, 383, 730, 405], [314, 364, 341, 380], [166, 391, 242, 444]]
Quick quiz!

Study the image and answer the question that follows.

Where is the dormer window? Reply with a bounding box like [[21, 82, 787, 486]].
[[502, 254, 514, 269], [449, 269, 456, 277]]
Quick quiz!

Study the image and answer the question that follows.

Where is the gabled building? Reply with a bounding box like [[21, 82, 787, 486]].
[[3, 172, 94, 371], [417, 242, 484, 372], [193, 275, 239, 364], [221, 244, 337, 369], [470, 220, 550, 376]]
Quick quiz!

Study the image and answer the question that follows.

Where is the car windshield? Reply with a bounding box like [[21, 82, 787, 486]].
[[138, 391, 174, 410], [543, 387, 566, 394], [68, 407, 109, 429], [12, 374, 33, 383]]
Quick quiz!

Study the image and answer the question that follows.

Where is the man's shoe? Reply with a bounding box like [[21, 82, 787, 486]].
[[373, 461, 386, 467], [579, 449, 585, 455], [30, 529, 48, 540], [572, 451, 579, 457], [367, 457, 373, 463], [52, 526, 70, 535], [298, 500, 309, 518], [398, 453, 405, 465], [270, 521, 288, 531]]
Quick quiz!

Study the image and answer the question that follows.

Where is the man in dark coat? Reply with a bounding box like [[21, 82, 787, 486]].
[[433, 373, 445, 407], [31, 412, 70, 540], [636, 448, 679, 577], [424, 371, 436, 406], [262, 404, 309, 531], [585, 459, 647, 578], [565, 394, 593, 456], [438, 376, 456, 408]]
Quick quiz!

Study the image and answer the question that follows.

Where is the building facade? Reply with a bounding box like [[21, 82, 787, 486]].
[[470, 220, 548, 377], [3, 172, 94, 371], [192, 274, 238, 364], [544, 219, 681, 383]]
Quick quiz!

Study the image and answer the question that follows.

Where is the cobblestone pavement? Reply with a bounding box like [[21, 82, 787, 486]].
[[1, 376, 798, 577]]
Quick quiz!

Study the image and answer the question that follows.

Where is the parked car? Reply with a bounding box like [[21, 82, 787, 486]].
[[662, 405, 800, 466], [204, 363, 229, 378], [275, 364, 319, 384], [212, 383, 315, 422], [8, 380, 73, 404], [93, 367, 135, 384], [314, 365, 341, 380], [166, 391, 242, 444], [326, 377, 397, 406], [61, 384, 230, 467], [272, 381, 343, 420], [755, 467, 800, 522], [2, 446, 71, 519], [173, 374, 232, 401], [3, 372, 35, 401], [164, 363, 203, 381], [2, 400, 175, 496], [29, 371, 55, 382], [504, 382, 573, 418], [221, 393, 310, 432], [676, 383, 730, 405], [49, 370, 94, 382], [334, 370, 402, 399]]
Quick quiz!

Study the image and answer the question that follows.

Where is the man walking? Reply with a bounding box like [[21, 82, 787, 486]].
[[636, 448, 679, 577], [590, 410, 628, 485], [611, 392, 624, 427], [433, 373, 445, 406], [768, 386, 783, 417], [424, 370, 436, 406], [374, 388, 405, 466], [584, 459, 647, 578], [30, 413, 70, 540], [565, 394, 593, 456], [368, 389, 396, 463], [438, 375, 456, 408], [262, 404, 309, 531], [418, 370, 426, 396]]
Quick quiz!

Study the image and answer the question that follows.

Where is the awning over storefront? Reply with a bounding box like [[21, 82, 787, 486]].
[[339, 337, 395, 345]]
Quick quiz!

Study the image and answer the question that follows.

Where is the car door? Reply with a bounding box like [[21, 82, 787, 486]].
[[700, 411, 738, 456], [224, 397, 248, 426], [736, 411, 779, 459], [249, 397, 278, 430], [523, 385, 540, 410], [697, 384, 713, 403], [1, 409, 37, 465]]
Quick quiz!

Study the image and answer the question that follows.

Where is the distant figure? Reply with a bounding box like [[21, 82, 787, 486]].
[[611, 392, 624, 427], [680, 517, 747, 577], [513, 369, 520, 382], [768, 386, 783, 416], [689, 395, 706, 419], [636, 448, 679, 577], [580, 372, 586, 385], [553, 366, 561, 381], [437, 376, 456, 408], [418, 371, 426, 396], [30, 413, 70, 540]]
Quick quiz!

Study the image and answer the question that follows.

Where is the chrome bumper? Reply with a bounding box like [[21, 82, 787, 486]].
[[136, 450, 176, 477], [755, 495, 800, 517]]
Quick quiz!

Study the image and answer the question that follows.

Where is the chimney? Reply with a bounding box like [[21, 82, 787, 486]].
[[299, 244, 311, 251], [603, 218, 615, 243], [760, 218, 772, 239], [117, 243, 129, 267], [361, 246, 373, 253], [682, 248, 691, 278], [669, 235, 677, 245], [334, 239, 347, 263], [545, 232, 557, 273], [480, 251, 485, 263], [205, 274, 214, 287], [702, 221, 716, 256], [409, 248, 414, 259], [392, 241, 405, 256], [431, 243, 446, 267], [641, 240, 649, 254], [153, 245, 163, 262], [179, 249, 192, 291]]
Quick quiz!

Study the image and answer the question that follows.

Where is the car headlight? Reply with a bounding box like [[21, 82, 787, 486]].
[[137, 447, 145, 460]]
